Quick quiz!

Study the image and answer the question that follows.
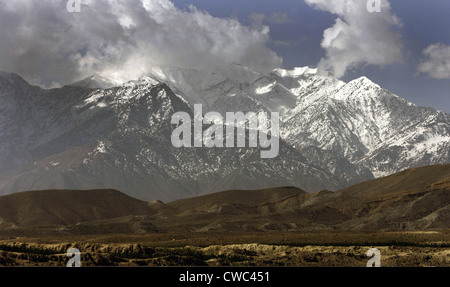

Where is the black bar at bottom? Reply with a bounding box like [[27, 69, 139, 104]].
[[0, 267, 445, 286]]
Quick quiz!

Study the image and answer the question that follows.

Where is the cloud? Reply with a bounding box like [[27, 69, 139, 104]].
[[267, 12, 293, 25], [0, 0, 282, 87], [304, 0, 403, 78], [418, 43, 450, 80], [249, 12, 293, 27]]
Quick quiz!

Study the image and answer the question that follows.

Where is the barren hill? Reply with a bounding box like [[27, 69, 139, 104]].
[[168, 186, 308, 212], [155, 164, 450, 231], [0, 164, 448, 233], [0, 189, 154, 228]]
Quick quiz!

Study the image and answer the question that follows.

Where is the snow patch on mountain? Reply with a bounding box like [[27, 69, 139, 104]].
[[0, 67, 448, 201]]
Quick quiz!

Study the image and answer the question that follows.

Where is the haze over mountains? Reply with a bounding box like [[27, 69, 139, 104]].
[[0, 65, 449, 201], [0, 164, 448, 233]]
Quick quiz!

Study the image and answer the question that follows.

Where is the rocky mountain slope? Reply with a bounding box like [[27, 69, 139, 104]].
[[0, 71, 337, 201], [148, 65, 450, 186], [0, 65, 449, 201], [155, 65, 450, 179]]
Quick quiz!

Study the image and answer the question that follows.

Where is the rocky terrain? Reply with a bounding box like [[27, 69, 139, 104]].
[[0, 66, 449, 201], [0, 163, 448, 266], [0, 232, 448, 266]]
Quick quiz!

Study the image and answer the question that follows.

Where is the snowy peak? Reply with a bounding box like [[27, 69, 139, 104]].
[[272, 66, 318, 78], [334, 76, 384, 100], [0, 66, 448, 201], [353, 76, 378, 86], [146, 65, 263, 112], [69, 74, 116, 89]]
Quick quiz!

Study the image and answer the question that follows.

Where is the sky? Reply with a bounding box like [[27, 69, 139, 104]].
[[0, 0, 449, 112]]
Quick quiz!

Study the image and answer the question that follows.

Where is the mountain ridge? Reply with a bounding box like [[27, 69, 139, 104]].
[[0, 66, 449, 201], [0, 164, 448, 233]]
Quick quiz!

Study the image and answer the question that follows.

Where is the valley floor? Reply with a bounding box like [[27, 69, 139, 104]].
[[0, 230, 448, 267]]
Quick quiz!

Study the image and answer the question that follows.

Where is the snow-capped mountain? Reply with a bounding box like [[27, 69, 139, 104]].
[[148, 65, 450, 179], [269, 70, 450, 178], [0, 71, 339, 201], [0, 66, 448, 201]]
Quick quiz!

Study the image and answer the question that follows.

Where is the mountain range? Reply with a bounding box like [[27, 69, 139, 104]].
[[0, 65, 449, 201], [0, 164, 448, 233]]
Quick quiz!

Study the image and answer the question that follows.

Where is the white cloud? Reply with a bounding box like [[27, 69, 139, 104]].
[[418, 43, 450, 80], [304, 0, 403, 78], [0, 0, 282, 87]]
